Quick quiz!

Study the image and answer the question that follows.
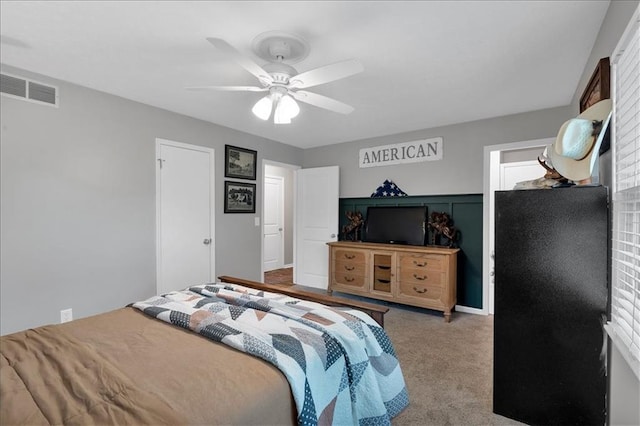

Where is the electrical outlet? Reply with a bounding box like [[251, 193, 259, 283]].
[[60, 308, 73, 323]]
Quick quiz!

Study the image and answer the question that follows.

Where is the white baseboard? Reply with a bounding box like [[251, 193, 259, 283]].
[[283, 263, 293, 269], [455, 305, 488, 316]]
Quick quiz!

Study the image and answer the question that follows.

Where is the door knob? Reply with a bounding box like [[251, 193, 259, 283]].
[[330, 233, 336, 238], [203, 238, 211, 245]]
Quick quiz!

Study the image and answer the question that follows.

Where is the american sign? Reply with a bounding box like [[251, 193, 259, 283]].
[[359, 137, 443, 168]]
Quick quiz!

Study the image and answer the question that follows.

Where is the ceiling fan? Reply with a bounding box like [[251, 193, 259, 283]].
[[186, 32, 364, 124]]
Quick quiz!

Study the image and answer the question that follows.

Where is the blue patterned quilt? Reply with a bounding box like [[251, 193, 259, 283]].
[[133, 283, 408, 426]]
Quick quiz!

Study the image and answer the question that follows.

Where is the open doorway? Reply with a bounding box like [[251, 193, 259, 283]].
[[483, 138, 553, 314], [262, 160, 299, 284]]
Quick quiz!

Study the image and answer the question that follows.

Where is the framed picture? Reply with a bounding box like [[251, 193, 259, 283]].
[[225, 145, 257, 180], [580, 57, 611, 154], [580, 57, 610, 113], [224, 181, 256, 213]]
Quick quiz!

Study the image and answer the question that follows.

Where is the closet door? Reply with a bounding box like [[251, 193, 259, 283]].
[[494, 186, 608, 425]]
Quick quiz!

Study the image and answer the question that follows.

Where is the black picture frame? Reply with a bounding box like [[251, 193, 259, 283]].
[[224, 181, 256, 213], [225, 145, 257, 180]]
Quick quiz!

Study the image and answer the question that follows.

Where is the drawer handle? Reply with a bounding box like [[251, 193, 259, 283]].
[[344, 254, 356, 259], [344, 276, 355, 282], [344, 265, 355, 271], [376, 279, 390, 284], [377, 265, 391, 270], [413, 274, 427, 280], [413, 260, 427, 267], [413, 286, 427, 294]]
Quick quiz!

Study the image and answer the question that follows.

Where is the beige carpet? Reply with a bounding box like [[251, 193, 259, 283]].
[[384, 306, 523, 425]]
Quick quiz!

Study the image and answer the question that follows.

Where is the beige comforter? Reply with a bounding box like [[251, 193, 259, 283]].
[[0, 307, 296, 425]]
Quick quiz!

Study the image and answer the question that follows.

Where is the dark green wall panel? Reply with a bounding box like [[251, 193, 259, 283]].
[[339, 194, 483, 309], [450, 201, 483, 309]]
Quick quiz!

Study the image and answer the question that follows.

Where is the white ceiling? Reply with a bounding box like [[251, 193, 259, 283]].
[[0, 1, 610, 149]]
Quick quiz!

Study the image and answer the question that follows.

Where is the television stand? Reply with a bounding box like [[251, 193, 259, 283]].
[[327, 241, 459, 322]]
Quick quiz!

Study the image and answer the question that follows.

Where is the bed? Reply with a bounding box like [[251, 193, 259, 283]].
[[0, 276, 408, 425]]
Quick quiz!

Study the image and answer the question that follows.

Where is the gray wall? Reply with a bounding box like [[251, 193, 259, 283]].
[[303, 105, 573, 197], [501, 147, 542, 164], [571, 0, 638, 109], [0, 64, 303, 335], [571, 0, 638, 194], [609, 344, 640, 426]]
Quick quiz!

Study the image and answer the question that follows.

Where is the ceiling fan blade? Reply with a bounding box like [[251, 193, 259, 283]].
[[289, 59, 363, 89], [185, 85, 268, 92], [207, 37, 273, 85], [291, 90, 354, 115]]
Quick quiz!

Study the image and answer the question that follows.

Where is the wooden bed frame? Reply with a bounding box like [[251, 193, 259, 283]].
[[218, 275, 389, 327]]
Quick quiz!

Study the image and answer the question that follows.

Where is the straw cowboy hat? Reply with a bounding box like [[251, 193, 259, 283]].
[[546, 99, 612, 182]]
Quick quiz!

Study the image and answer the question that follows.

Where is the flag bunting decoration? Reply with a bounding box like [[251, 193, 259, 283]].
[[371, 180, 408, 197]]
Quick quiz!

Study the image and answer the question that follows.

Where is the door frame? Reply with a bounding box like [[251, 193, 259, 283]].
[[482, 138, 552, 314], [155, 138, 216, 294], [261, 159, 300, 281]]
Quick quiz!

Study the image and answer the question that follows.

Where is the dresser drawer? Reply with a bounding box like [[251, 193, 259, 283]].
[[373, 265, 392, 281], [398, 268, 444, 287], [397, 281, 443, 301], [334, 259, 367, 276], [372, 278, 391, 293], [333, 248, 367, 264], [333, 273, 367, 288], [398, 253, 446, 272]]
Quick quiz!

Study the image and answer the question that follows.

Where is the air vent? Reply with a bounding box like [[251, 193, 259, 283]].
[[28, 81, 57, 104], [1, 72, 58, 106], [0, 73, 26, 97]]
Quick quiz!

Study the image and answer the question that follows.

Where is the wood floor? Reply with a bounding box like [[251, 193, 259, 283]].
[[263, 267, 293, 285]]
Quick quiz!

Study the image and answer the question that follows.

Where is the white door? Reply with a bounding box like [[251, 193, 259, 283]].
[[499, 160, 543, 190], [264, 175, 284, 272], [156, 139, 215, 295], [294, 166, 339, 289]]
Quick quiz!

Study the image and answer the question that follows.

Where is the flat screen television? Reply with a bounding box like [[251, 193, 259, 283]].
[[363, 206, 427, 246]]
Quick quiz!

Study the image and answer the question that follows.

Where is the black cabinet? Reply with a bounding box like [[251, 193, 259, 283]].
[[494, 187, 608, 425]]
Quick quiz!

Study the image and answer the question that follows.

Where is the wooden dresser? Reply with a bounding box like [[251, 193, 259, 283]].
[[327, 241, 459, 322]]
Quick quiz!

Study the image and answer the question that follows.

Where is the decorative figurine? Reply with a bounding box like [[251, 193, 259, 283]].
[[342, 211, 364, 241], [427, 211, 459, 247]]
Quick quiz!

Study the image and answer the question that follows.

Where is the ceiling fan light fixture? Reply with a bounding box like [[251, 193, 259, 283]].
[[274, 94, 299, 124], [274, 110, 291, 124], [196, 35, 362, 124], [252, 95, 273, 120]]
